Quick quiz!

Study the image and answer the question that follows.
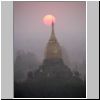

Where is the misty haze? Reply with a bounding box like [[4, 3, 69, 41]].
[[14, 1, 86, 98]]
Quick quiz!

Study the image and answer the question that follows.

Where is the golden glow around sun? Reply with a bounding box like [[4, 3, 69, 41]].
[[43, 15, 56, 26]]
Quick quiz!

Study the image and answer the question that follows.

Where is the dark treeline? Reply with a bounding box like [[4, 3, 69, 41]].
[[14, 50, 39, 82], [14, 50, 86, 98]]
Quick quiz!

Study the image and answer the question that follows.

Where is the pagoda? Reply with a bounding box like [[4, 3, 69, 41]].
[[34, 21, 73, 80]]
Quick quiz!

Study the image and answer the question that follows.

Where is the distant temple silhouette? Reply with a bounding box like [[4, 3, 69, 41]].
[[34, 22, 73, 80], [14, 21, 86, 98]]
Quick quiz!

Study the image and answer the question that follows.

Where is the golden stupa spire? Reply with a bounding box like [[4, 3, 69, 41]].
[[49, 19, 57, 42], [45, 20, 62, 59], [52, 21, 54, 34]]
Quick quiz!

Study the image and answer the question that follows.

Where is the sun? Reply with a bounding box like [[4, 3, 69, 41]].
[[43, 15, 56, 26]]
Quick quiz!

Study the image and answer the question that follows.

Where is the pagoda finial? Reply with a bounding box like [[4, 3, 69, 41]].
[[49, 20, 56, 41], [51, 15, 55, 34], [52, 20, 54, 33]]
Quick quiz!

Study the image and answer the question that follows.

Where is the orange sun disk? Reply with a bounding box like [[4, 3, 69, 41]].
[[43, 15, 56, 26]]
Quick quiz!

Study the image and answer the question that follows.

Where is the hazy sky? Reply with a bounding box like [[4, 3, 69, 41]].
[[14, 1, 86, 66]]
